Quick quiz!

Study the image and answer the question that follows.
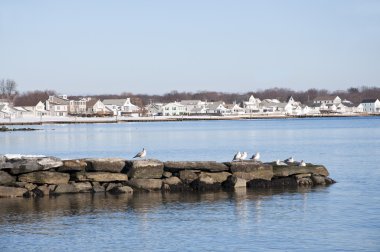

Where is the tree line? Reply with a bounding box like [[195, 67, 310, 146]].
[[4, 79, 380, 107]]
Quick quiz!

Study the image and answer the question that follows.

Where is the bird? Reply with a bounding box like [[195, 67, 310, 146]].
[[233, 151, 242, 161], [133, 148, 146, 159], [250, 152, 260, 161], [284, 157, 295, 164], [276, 159, 288, 166], [240, 152, 248, 160], [299, 160, 306, 167]]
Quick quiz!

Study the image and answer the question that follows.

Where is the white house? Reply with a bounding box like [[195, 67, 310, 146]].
[[225, 103, 245, 115], [0, 103, 18, 119], [145, 103, 164, 116], [243, 95, 261, 113], [205, 102, 227, 115], [162, 102, 186, 116], [313, 96, 341, 105], [180, 100, 206, 114], [69, 98, 88, 114], [45, 96, 69, 116], [86, 99, 109, 115], [360, 99, 380, 113], [103, 98, 140, 116]]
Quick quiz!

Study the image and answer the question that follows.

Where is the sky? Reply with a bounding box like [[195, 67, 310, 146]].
[[0, 0, 379, 95]]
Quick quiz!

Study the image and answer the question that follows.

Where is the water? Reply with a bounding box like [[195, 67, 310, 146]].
[[1, 117, 380, 251]]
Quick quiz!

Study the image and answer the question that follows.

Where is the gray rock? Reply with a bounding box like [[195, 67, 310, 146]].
[[200, 172, 231, 183], [54, 182, 92, 194], [24, 183, 37, 191], [105, 183, 123, 192], [227, 161, 273, 181], [190, 173, 222, 191], [162, 171, 172, 178], [0, 171, 16, 185], [223, 175, 247, 188], [297, 177, 313, 186], [0, 185, 28, 197], [247, 177, 298, 188], [37, 157, 63, 170], [126, 159, 164, 179], [85, 172, 129, 182], [109, 186, 133, 194], [5, 157, 63, 175], [179, 170, 199, 183], [57, 160, 87, 172], [272, 164, 329, 177], [86, 158, 126, 173], [91, 182, 105, 193], [164, 161, 229, 172], [71, 171, 89, 182], [311, 175, 326, 185], [127, 179, 162, 191], [18, 171, 70, 184], [37, 185, 51, 196]]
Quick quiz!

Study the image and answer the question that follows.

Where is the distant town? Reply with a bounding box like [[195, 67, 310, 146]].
[[1, 93, 380, 123]]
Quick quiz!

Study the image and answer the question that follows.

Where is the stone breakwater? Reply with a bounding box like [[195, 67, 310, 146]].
[[0, 155, 335, 198]]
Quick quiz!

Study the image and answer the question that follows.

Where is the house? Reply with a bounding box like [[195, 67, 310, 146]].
[[225, 103, 245, 115], [0, 103, 19, 119], [45, 96, 69, 116], [320, 103, 337, 113], [14, 101, 47, 117], [313, 96, 341, 105], [86, 99, 110, 115], [162, 102, 186, 116], [243, 95, 261, 113], [205, 102, 227, 115], [69, 98, 88, 114], [102, 98, 140, 116], [145, 103, 163, 116], [180, 100, 206, 114], [360, 99, 380, 113]]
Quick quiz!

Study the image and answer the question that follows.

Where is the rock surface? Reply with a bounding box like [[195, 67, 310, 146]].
[[72, 172, 129, 182], [57, 160, 87, 172], [164, 161, 229, 172], [223, 175, 247, 188], [0, 185, 28, 197], [18, 171, 70, 184], [0, 171, 16, 185], [127, 179, 162, 191], [86, 158, 126, 173], [126, 159, 164, 179], [227, 161, 273, 181]]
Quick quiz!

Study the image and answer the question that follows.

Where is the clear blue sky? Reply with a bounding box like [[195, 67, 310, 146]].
[[0, 0, 379, 95]]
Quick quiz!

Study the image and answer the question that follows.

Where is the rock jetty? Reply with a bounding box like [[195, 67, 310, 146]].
[[0, 154, 335, 198]]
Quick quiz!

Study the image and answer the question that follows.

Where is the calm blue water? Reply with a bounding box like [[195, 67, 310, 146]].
[[1, 117, 380, 251]]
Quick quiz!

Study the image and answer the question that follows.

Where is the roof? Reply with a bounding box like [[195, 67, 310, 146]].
[[207, 103, 225, 110], [180, 100, 202, 105], [103, 99, 129, 106], [86, 99, 99, 107], [361, 99, 379, 103], [314, 96, 339, 101]]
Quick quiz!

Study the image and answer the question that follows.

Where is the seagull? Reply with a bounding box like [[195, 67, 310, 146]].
[[233, 151, 242, 161], [299, 160, 306, 167], [250, 152, 260, 161], [240, 152, 248, 160], [284, 157, 295, 164], [276, 160, 288, 166], [133, 148, 146, 159]]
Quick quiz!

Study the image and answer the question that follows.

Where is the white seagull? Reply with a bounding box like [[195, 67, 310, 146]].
[[250, 152, 260, 161], [299, 160, 306, 167], [284, 157, 295, 164], [240, 152, 248, 160], [133, 148, 146, 159], [276, 159, 288, 166], [233, 151, 242, 161]]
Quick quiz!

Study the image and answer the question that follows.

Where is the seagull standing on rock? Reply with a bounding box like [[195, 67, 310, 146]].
[[284, 157, 295, 164], [299, 160, 306, 167], [233, 151, 242, 161], [276, 160, 288, 166], [133, 148, 146, 159], [240, 152, 248, 160], [250, 152, 260, 161]]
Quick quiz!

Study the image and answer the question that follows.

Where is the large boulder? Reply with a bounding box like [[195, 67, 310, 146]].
[[72, 172, 129, 182], [0, 171, 16, 185], [85, 158, 126, 173], [179, 170, 199, 183], [53, 182, 93, 194], [227, 161, 273, 181], [190, 173, 222, 191], [18, 171, 70, 184], [247, 177, 298, 188], [109, 186, 133, 195], [164, 161, 229, 172], [126, 159, 164, 179], [200, 172, 231, 183], [3, 156, 63, 175], [272, 164, 329, 177], [57, 160, 87, 172], [223, 175, 247, 188], [0, 185, 28, 197], [162, 176, 186, 191], [127, 179, 162, 191]]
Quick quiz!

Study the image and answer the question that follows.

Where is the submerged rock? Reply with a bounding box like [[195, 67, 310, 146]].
[[0, 185, 28, 197]]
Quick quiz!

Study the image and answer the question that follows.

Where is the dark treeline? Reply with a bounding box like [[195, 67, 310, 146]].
[[13, 86, 380, 107]]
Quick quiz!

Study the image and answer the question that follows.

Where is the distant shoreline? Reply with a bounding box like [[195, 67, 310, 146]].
[[0, 113, 379, 126]]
